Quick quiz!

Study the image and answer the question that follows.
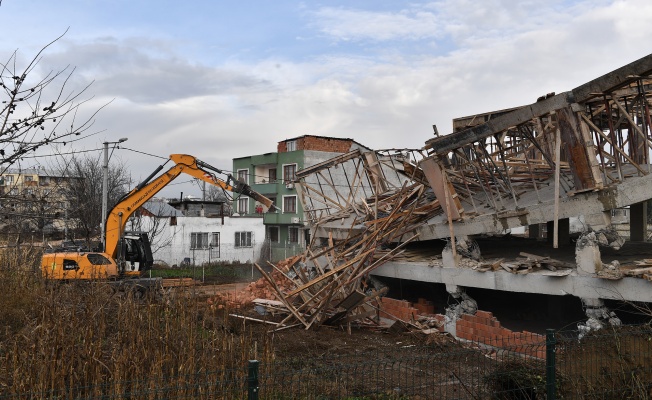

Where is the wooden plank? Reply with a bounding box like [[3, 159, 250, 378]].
[[334, 290, 366, 311], [553, 124, 561, 249], [254, 263, 309, 327], [624, 266, 652, 276], [286, 247, 376, 297], [340, 310, 377, 324], [421, 156, 463, 220]]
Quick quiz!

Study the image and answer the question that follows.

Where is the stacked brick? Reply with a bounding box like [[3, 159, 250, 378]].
[[455, 310, 546, 358], [378, 297, 444, 331], [207, 269, 293, 309], [376, 297, 546, 357], [379, 297, 419, 322]]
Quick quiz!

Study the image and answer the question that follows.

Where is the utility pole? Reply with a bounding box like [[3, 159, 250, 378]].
[[101, 138, 128, 250], [101, 142, 108, 249]]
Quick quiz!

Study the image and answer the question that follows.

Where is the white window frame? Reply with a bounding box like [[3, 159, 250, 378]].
[[210, 232, 220, 258], [190, 232, 209, 249], [282, 195, 297, 214], [237, 197, 249, 214], [286, 140, 297, 151], [282, 163, 297, 183], [235, 231, 252, 248], [237, 168, 249, 184], [288, 227, 299, 243], [268, 168, 277, 183]]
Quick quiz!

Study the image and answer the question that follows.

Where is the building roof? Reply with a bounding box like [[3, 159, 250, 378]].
[[141, 199, 184, 217], [279, 134, 369, 150], [2, 167, 75, 178]]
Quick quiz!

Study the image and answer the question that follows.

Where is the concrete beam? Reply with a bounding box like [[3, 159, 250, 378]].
[[415, 170, 652, 241], [372, 261, 652, 302]]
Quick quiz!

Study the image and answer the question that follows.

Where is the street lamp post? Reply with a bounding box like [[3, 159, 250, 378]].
[[101, 138, 128, 251]]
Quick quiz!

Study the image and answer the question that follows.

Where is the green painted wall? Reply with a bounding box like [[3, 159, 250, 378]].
[[232, 150, 306, 260]]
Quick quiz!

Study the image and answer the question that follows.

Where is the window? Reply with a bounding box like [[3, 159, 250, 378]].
[[3, 175, 13, 184], [191, 232, 209, 249], [24, 175, 33, 182], [268, 168, 277, 183], [237, 169, 249, 184], [235, 231, 252, 248], [288, 227, 299, 243], [283, 196, 297, 213], [283, 164, 296, 183], [286, 140, 297, 151], [268, 226, 279, 243], [210, 232, 220, 258], [210, 232, 220, 248], [238, 197, 248, 214], [87, 253, 112, 265], [63, 259, 79, 270]]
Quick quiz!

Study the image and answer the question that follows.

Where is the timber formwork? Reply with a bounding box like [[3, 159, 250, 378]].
[[293, 53, 652, 307]]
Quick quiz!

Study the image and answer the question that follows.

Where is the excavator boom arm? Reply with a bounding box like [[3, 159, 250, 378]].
[[104, 154, 275, 259]]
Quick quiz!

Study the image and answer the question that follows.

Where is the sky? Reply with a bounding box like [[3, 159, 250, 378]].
[[1, 0, 651, 198]]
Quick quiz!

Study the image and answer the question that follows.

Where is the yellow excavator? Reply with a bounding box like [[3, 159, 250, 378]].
[[42, 154, 275, 284]]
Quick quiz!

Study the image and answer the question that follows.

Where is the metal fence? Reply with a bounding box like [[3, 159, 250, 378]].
[[3, 324, 652, 399]]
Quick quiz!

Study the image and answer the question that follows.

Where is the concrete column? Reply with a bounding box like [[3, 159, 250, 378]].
[[444, 284, 477, 336], [547, 218, 570, 245], [575, 232, 602, 276], [578, 298, 621, 339], [630, 201, 648, 242], [442, 243, 460, 268]]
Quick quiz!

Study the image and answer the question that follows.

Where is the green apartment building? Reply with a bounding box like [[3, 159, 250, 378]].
[[232, 135, 368, 261]]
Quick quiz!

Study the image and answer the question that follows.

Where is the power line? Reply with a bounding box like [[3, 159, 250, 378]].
[[121, 147, 168, 160], [12, 147, 105, 159]]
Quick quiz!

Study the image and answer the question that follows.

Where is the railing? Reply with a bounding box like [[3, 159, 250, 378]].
[[2, 324, 651, 399]]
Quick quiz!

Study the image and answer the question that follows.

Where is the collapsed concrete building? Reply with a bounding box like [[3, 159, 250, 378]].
[[293, 53, 652, 335]]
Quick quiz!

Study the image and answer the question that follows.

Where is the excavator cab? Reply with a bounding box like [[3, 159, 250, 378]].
[[116, 232, 154, 276]]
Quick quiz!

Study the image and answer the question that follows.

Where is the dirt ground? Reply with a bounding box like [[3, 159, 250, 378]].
[[175, 281, 458, 361]]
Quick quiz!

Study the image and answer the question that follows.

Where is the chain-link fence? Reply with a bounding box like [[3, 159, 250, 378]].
[[3, 324, 652, 399]]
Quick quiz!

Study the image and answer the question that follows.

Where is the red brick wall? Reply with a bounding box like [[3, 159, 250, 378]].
[[278, 136, 353, 153], [378, 297, 546, 358], [456, 311, 546, 358]]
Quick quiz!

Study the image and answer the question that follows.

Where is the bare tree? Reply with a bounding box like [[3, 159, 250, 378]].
[[57, 154, 130, 247], [205, 185, 233, 215], [0, 32, 110, 244], [129, 201, 174, 255], [0, 32, 108, 174]]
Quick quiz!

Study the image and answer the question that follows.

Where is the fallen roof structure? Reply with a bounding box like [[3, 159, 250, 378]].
[[291, 53, 652, 334]]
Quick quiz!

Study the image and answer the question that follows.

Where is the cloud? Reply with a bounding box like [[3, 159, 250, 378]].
[[9, 0, 652, 201], [38, 38, 272, 104], [307, 0, 613, 48], [309, 6, 441, 42]]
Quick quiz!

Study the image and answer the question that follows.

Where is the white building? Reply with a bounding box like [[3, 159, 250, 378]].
[[136, 214, 266, 266]]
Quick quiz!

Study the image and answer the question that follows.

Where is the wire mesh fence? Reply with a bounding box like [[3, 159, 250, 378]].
[[2, 324, 652, 399]]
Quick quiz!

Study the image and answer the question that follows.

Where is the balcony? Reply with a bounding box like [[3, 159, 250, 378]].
[[250, 181, 278, 194], [263, 212, 301, 225]]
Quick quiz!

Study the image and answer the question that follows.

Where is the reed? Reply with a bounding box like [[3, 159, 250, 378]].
[[0, 248, 272, 398]]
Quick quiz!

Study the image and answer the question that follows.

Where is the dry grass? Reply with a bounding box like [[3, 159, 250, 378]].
[[0, 247, 272, 398]]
